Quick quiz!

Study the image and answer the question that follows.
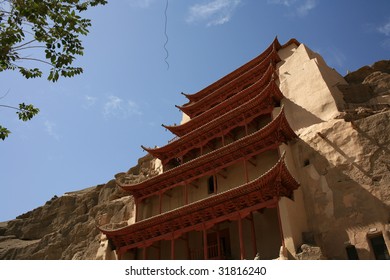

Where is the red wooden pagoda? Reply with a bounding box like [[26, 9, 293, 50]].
[[99, 37, 301, 260]]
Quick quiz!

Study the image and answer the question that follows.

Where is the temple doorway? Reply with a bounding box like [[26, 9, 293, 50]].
[[207, 228, 231, 259]]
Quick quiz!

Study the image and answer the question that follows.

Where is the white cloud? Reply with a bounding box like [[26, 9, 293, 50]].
[[187, 0, 241, 26], [267, 0, 318, 17], [103, 95, 142, 119], [378, 19, 390, 36], [296, 0, 317, 17], [44, 120, 60, 140]]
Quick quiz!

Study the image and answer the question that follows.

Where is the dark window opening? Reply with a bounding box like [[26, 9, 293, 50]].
[[208, 176, 216, 194], [369, 234, 390, 260], [345, 245, 359, 260], [304, 159, 310, 166]]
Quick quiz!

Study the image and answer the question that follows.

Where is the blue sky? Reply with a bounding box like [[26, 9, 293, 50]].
[[1, 0, 389, 221]]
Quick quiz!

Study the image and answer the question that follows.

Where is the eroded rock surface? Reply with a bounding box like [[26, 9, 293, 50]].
[[338, 60, 390, 117], [292, 110, 390, 259]]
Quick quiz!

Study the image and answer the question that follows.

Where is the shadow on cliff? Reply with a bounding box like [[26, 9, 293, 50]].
[[282, 98, 324, 132], [288, 112, 390, 259]]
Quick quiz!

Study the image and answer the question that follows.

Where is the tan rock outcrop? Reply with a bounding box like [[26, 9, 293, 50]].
[[290, 111, 390, 259], [338, 60, 390, 111]]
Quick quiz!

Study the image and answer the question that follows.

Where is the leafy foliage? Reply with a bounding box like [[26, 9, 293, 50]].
[[0, 125, 10, 140], [17, 103, 40, 121], [0, 102, 40, 140], [0, 0, 106, 140], [0, 0, 107, 81]]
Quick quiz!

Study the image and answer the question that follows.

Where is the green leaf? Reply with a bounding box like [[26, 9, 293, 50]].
[[0, 126, 11, 140], [0, 0, 106, 82], [17, 103, 40, 121]]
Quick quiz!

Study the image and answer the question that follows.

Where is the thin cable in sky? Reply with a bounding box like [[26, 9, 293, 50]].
[[164, 0, 169, 70]]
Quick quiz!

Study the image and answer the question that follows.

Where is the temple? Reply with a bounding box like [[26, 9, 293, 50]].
[[98, 38, 301, 260], [97, 37, 390, 260]]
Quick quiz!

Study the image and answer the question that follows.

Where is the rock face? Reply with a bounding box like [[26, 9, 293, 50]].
[[292, 110, 390, 259], [338, 60, 390, 118], [0, 59, 389, 260], [296, 244, 325, 260]]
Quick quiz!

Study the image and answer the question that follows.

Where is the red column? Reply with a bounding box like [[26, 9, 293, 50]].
[[217, 229, 221, 259], [184, 184, 188, 205], [203, 228, 208, 260], [276, 203, 285, 248], [171, 236, 175, 260], [249, 213, 258, 259], [186, 233, 190, 260], [158, 241, 162, 260], [142, 247, 147, 260], [238, 215, 246, 260], [243, 159, 249, 183], [159, 192, 162, 214]]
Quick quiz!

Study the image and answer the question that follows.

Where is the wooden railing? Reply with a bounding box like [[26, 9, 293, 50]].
[[190, 243, 230, 260]]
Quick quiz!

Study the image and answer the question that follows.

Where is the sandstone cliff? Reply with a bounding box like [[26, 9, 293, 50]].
[[0, 60, 389, 260], [293, 109, 390, 259]]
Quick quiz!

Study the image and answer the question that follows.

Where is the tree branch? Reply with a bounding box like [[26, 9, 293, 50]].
[[13, 39, 37, 50], [0, 89, 10, 100], [0, 104, 21, 111], [13, 45, 46, 51], [18, 57, 54, 67]]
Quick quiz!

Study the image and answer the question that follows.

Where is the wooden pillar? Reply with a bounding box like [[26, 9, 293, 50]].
[[222, 134, 225, 146], [244, 121, 249, 136], [159, 192, 162, 214], [171, 235, 175, 260], [203, 227, 208, 260], [186, 233, 190, 260], [276, 203, 285, 248], [243, 159, 249, 183], [238, 215, 246, 260], [249, 212, 258, 259], [158, 241, 162, 260], [217, 229, 221, 259], [184, 184, 188, 205], [142, 246, 147, 260]]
